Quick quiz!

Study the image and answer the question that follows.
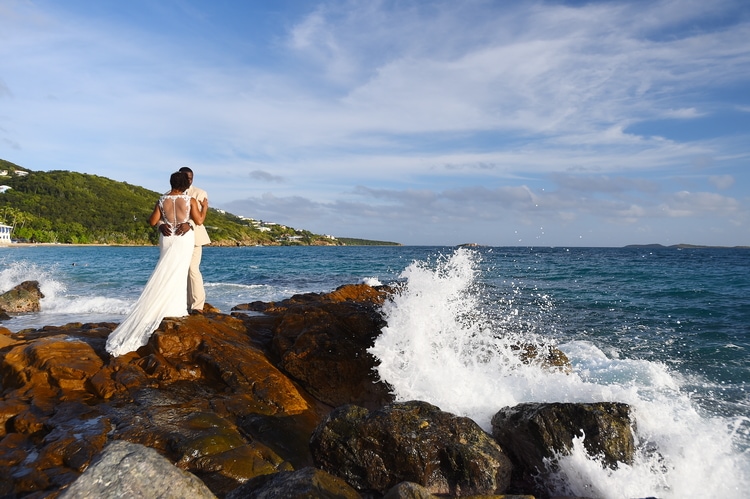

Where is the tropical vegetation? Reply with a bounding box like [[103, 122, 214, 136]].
[[0, 159, 396, 246]]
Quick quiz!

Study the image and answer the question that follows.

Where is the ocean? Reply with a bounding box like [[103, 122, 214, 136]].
[[0, 244, 748, 498]]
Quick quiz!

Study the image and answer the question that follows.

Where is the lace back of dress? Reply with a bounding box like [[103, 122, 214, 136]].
[[160, 195, 190, 228]]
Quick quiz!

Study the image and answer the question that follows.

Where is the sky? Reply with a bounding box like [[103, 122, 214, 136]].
[[1, 0, 749, 247]]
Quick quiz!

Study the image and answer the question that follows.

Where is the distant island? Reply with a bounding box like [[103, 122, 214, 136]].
[[0, 159, 399, 247], [624, 243, 750, 249]]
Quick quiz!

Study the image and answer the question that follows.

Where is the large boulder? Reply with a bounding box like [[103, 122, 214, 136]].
[[0, 280, 44, 313], [310, 401, 513, 496], [59, 440, 218, 499], [233, 284, 395, 410], [491, 402, 636, 495]]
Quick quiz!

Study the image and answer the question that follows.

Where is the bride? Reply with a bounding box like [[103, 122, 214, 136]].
[[106, 171, 206, 356]]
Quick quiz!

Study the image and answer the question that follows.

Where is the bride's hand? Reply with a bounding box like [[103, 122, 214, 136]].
[[158, 224, 172, 237]]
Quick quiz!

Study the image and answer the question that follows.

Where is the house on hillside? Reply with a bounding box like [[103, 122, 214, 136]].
[[14, 170, 28, 176], [0, 224, 12, 244], [0, 186, 11, 194]]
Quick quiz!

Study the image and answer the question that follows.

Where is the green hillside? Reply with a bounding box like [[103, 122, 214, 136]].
[[0, 159, 346, 246]]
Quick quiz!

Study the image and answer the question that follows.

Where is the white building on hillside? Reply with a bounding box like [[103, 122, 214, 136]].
[[0, 224, 12, 244]]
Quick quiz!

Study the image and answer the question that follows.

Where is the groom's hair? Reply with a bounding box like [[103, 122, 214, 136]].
[[179, 166, 194, 175], [170, 171, 191, 191]]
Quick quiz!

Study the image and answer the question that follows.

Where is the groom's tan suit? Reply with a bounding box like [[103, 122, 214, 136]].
[[186, 185, 210, 312]]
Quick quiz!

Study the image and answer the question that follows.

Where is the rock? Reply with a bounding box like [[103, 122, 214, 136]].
[[0, 285, 393, 498], [2, 335, 104, 395], [382, 481, 439, 499], [0, 327, 18, 348], [381, 482, 536, 499], [226, 466, 361, 499], [144, 314, 311, 416], [0, 282, 642, 499], [58, 440, 218, 499], [0, 315, 310, 497], [310, 401, 513, 496], [491, 402, 636, 495], [232, 284, 395, 410], [0, 280, 44, 312], [510, 342, 572, 373]]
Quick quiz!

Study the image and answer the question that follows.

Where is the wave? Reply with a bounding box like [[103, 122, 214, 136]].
[[369, 248, 750, 499]]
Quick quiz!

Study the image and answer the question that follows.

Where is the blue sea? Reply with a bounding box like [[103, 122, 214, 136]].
[[0, 244, 748, 498]]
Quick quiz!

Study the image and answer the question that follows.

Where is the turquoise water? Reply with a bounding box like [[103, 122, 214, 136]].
[[0, 244, 748, 497]]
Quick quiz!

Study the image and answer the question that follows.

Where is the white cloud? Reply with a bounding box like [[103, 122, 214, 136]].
[[709, 174, 735, 189], [660, 190, 741, 217], [662, 108, 703, 119]]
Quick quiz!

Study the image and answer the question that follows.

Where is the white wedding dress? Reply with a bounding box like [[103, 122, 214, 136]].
[[106, 194, 195, 356]]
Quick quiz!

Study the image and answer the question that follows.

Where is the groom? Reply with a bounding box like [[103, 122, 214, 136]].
[[162, 167, 211, 314]]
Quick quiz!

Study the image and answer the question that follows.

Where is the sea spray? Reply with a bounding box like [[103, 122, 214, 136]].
[[0, 259, 130, 330], [0, 260, 64, 302], [369, 248, 749, 498], [370, 248, 574, 423]]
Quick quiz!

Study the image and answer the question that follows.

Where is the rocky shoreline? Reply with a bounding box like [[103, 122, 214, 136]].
[[0, 283, 645, 498]]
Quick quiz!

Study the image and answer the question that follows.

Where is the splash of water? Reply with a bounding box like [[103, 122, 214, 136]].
[[369, 248, 749, 499], [0, 260, 130, 330]]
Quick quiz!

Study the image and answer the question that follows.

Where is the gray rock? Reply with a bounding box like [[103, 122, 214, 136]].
[[491, 402, 636, 496], [59, 440, 217, 499]]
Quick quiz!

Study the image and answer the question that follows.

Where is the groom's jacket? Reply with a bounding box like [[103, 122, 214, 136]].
[[185, 185, 211, 247]]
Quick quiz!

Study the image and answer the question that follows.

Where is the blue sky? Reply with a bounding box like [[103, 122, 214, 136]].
[[1, 0, 749, 247]]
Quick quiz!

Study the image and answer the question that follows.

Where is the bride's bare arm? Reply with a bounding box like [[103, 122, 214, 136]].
[[148, 201, 161, 227]]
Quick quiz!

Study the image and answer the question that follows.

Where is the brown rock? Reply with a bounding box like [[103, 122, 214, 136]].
[[511, 342, 572, 373], [146, 315, 311, 416], [1, 335, 104, 396], [0, 327, 16, 347], [234, 284, 395, 410], [0, 304, 347, 497], [0, 280, 44, 313], [0, 399, 28, 437]]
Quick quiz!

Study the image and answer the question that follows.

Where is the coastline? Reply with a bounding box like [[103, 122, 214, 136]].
[[3, 242, 749, 249]]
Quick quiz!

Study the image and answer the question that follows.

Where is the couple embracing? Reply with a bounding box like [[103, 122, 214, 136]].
[[106, 167, 210, 356]]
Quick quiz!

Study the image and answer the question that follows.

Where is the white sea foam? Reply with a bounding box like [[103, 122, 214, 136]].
[[369, 248, 750, 499], [0, 260, 131, 330], [360, 277, 383, 286]]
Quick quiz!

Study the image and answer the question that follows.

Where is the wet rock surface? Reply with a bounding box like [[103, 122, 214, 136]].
[[310, 400, 513, 496], [0, 280, 44, 314], [226, 466, 361, 499], [0, 283, 639, 498], [491, 402, 636, 497]]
